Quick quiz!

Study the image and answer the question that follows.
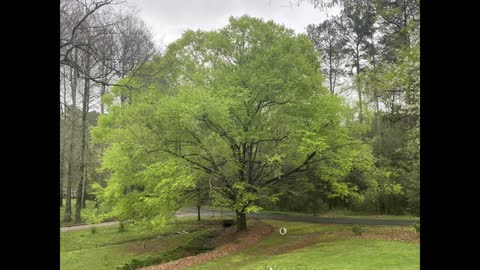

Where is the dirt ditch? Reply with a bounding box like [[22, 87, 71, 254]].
[[140, 219, 273, 270]]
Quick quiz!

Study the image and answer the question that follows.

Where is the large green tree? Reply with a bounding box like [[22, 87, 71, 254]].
[[92, 16, 373, 231]]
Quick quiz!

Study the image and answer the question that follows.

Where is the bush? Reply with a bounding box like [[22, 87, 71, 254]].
[[118, 222, 126, 232], [309, 197, 329, 216], [413, 223, 420, 234], [117, 258, 143, 270], [352, 225, 363, 236], [222, 219, 235, 227], [103, 255, 111, 266], [90, 226, 97, 234]]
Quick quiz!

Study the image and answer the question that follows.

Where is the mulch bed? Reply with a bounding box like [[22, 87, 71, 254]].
[[140, 220, 273, 270]]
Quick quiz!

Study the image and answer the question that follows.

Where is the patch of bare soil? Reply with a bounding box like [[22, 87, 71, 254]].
[[354, 227, 419, 243], [264, 230, 349, 255], [140, 220, 273, 270]]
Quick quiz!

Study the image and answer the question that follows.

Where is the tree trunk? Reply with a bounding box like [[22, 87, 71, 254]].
[[236, 210, 247, 232], [74, 178, 83, 224], [60, 64, 69, 208], [60, 178, 64, 207], [64, 49, 79, 223], [355, 53, 363, 124], [329, 49, 334, 94], [81, 144, 87, 209], [60, 127, 65, 207], [196, 188, 201, 221], [100, 63, 106, 115], [75, 67, 90, 219], [81, 162, 87, 208], [76, 57, 91, 222], [375, 92, 382, 153]]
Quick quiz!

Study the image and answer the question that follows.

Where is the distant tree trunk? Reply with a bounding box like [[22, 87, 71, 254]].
[[75, 60, 91, 223], [74, 178, 83, 224], [60, 115, 66, 207], [60, 160, 64, 206], [196, 189, 201, 221], [100, 62, 107, 115], [60, 179, 64, 206], [377, 197, 381, 215], [100, 84, 106, 114], [329, 47, 334, 94], [375, 91, 382, 152], [64, 49, 79, 223], [236, 210, 247, 232], [60, 75, 67, 207], [81, 161, 87, 209], [355, 51, 363, 124]]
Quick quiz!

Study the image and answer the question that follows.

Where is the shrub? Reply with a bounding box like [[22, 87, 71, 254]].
[[117, 258, 143, 270], [352, 225, 363, 236], [103, 255, 111, 266], [413, 223, 420, 234], [222, 219, 234, 227], [309, 197, 329, 216], [118, 222, 126, 232], [90, 226, 97, 234]]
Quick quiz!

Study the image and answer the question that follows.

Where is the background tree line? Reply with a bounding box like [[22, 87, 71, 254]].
[[60, 0, 156, 224], [274, 0, 420, 215]]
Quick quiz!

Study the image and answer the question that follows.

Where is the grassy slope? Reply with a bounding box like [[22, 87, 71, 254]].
[[60, 206, 419, 270], [188, 220, 419, 270], [234, 239, 419, 270], [60, 218, 218, 270], [189, 240, 419, 270]]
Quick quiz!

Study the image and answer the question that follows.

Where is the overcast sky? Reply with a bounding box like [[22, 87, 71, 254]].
[[124, 0, 340, 49]]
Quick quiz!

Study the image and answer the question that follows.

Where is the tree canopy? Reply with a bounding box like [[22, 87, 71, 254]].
[[92, 16, 374, 231]]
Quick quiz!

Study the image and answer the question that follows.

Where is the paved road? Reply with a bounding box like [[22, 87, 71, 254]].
[[178, 208, 419, 226], [60, 221, 119, 232], [61, 208, 419, 232]]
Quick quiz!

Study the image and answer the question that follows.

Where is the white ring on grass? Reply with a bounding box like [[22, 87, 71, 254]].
[[279, 227, 287, 235]]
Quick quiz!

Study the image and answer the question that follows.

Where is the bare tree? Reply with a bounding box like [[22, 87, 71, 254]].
[[61, 0, 117, 223], [307, 17, 347, 95], [336, 1, 376, 124], [63, 48, 79, 223], [60, 66, 68, 207], [112, 12, 156, 104], [60, 0, 157, 223]]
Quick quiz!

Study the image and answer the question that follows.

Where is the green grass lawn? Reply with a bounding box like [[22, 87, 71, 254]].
[[187, 219, 420, 270], [226, 239, 419, 270], [60, 207, 419, 270], [60, 199, 97, 227], [60, 217, 222, 270]]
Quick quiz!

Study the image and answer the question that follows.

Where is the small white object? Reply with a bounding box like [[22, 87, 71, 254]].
[[279, 227, 287, 235]]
